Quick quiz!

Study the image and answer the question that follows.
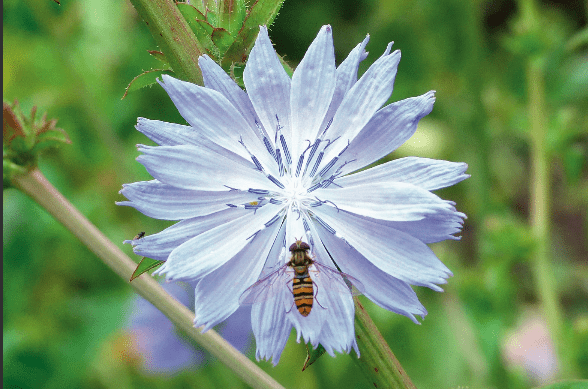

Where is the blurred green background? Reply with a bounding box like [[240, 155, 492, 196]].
[[3, 0, 587, 388]]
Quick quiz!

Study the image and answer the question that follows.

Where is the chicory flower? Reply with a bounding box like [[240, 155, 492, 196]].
[[119, 25, 468, 365]]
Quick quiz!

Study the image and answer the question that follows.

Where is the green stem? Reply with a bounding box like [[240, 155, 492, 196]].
[[351, 298, 416, 389], [518, 0, 567, 375], [526, 60, 567, 372], [12, 168, 285, 389], [128, 0, 204, 85]]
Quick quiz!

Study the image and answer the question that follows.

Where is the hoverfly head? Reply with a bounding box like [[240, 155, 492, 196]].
[[289, 239, 311, 252]]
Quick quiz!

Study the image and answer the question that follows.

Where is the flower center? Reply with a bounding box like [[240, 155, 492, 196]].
[[279, 176, 313, 209]]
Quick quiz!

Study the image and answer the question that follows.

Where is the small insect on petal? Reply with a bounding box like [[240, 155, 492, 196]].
[[240, 239, 364, 317]]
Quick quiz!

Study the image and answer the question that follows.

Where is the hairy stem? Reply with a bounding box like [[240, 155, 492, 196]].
[[351, 298, 416, 389], [128, 0, 204, 85]]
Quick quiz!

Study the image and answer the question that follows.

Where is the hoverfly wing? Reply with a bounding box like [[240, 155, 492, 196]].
[[311, 262, 365, 297], [239, 263, 291, 305]]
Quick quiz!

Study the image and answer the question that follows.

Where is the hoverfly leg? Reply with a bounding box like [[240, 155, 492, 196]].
[[312, 280, 328, 310], [285, 300, 296, 313], [285, 277, 294, 294], [284, 276, 296, 314]]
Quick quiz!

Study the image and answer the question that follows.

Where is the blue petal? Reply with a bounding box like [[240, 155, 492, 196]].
[[314, 180, 457, 221], [318, 34, 370, 133], [316, 222, 427, 322], [132, 208, 249, 261], [118, 180, 259, 221], [199, 56, 277, 175], [339, 91, 437, 174], [194, 217, 280, 332], [353, 157, 470, 191], [199, 55, 268, 139], [136, 118, 255, 167], [136, 119, 197, 146], [319, 319, 357, 358], [193, 218, 282, 331], [312, 206, 452, 291], [362, 210, 466, 244], [158, 75, 270, 168], [251, 280, 292, 365], [336, 156, 469, 191], [156, 204, 280, 281], [243, 26, 292, 150], [290, 25, 336, 161], [320, 45, 401, 165], [307, 229, 357, 354], [136, 145, 272, 191]]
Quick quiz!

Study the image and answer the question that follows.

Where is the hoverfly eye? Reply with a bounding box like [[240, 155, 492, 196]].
[[288, 242, 298, 252], [300, 242, 311, 250]]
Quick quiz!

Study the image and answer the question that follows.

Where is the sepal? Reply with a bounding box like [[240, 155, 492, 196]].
[[3, 101, 70, 188], [147, 50, 172, 67], [302, 343, 326, 371], [130, 256, 165, 281], [177, 0, 286, 75]]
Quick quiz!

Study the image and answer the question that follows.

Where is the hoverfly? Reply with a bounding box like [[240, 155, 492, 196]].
[[133, 231, 146, 240], [239, 239, 363, 317]]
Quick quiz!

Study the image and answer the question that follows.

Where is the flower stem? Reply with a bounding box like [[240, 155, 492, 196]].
[[518, 0, 567, 375], [128, 0, 204, 85], [11, 168, 285, 389], [351, 298, 416, 389]]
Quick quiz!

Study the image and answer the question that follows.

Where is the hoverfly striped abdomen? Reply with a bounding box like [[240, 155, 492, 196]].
[[289, 240, 315, 317]]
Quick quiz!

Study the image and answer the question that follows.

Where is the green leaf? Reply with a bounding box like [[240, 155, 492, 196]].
[[212, 28, 234, 57], [217, 0, 247, 36], [147, 50, 172, 68], [176, 3, 209, 31], [122, 69, 174, 99], [243, 0, 284, 31], [195, 18, 216, 36], [177, 3, 219, 59], [129, 257, 165, 282], [189, 0, 207, 14], [220, 0, 285, 69], [128, 0, 204, 85], [6, 133, 31, 154], [278, 54, 294, 78], [302, 343, 326, 371], [206, 9, 219, 26], [31, 128, 71, 154], [221, 34, 250, 71], [229, 62, 246, 88]]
